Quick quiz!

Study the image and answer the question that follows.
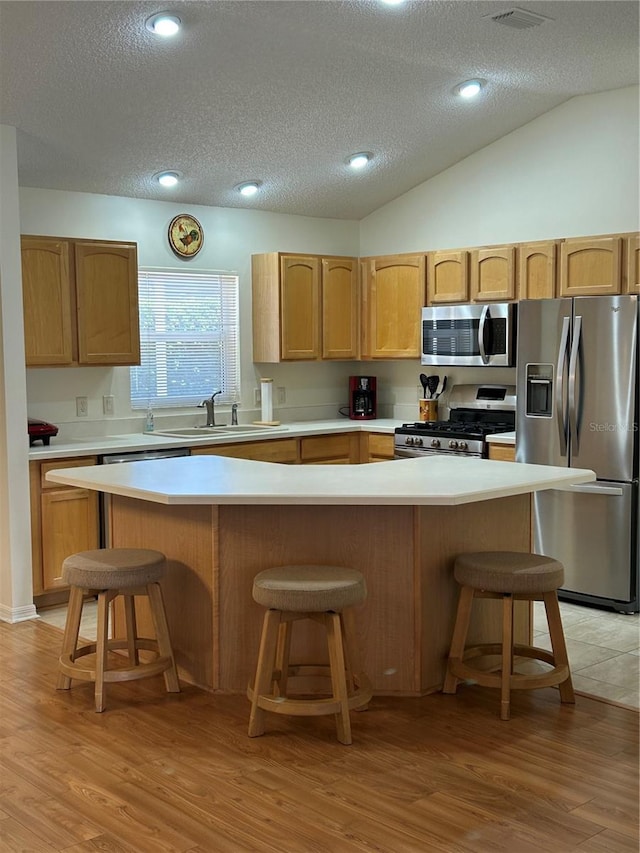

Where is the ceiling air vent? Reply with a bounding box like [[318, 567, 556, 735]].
[[486, 7, 552, 29]]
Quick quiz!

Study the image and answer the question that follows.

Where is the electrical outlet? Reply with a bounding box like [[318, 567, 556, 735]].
[[76, 396, 88, 417], [103, 395, 115, 415], [277, 386, 286, 405], [254, 388, 261, 406]]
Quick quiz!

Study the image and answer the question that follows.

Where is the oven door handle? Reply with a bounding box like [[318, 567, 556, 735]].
[[478, 305, 490, 365]]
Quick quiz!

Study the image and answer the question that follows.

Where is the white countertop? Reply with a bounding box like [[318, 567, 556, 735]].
[[28, 419, 403, 460], [485, 431, 516, 446], [46, 454, 595, 507]]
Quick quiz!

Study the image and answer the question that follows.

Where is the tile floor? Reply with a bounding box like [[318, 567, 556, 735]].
[[38, 598, 639, 710], [533, 599, 639, 709]]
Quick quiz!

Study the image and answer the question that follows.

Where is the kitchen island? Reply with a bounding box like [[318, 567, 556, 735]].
[[47, 455, 595, 697]]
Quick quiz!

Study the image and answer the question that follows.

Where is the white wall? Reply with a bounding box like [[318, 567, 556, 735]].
[[360, 86, 640, 255], [0, 126, 36, 621]]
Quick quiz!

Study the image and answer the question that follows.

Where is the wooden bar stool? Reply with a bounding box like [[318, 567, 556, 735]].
[[56, 548, 180, 712], [247, 564, 372, 745], [443, 551, 574, 720]]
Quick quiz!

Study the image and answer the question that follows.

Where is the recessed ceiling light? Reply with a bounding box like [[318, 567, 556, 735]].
[[236, 181, 260, 197], [380, 0, 406, 5], [348, 152, 372, 170], [455, 79, 485, 99], [145, 13, 181, 37], [153, 171, 180, 187]]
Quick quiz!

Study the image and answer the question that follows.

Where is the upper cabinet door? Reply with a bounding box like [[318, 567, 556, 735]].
[[21, 238, 74, 365], [624, 234, 640, 294], [366, 255, 425, 358], [518, 240, 558, 300], [279, 255, 321, 360], [427, 250, 469, 304], [559, 236, 622, 296], [75, 242, 140, 365], [322, 257, 359, 359], [470, 246, 516, 302]]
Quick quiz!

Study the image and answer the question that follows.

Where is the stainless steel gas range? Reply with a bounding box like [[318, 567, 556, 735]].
[[394, 384, 516, 459]]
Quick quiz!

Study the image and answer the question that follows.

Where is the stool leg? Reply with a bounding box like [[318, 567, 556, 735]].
[[147, 583, 180, 693], [543, 591, 575, 705], [123, 593, 139, 666], [274, 620, 292, 697], [94, 590, 111, 713], [248, 609, 281, 737], [325, 612, 352, 745], [443, 585, 475, 695], [500, 594, 514, 721], [57, 585, 84, 690], [341, 607, 368, 709]]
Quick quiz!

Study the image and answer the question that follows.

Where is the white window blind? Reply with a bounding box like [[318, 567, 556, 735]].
[[130, 268, 240, 410]]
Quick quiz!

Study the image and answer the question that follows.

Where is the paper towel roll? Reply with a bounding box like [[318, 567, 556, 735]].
[[261, 378, 273, 423]]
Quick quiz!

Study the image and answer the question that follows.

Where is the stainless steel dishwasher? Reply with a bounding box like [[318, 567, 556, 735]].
[[99, 447, 190, 546]]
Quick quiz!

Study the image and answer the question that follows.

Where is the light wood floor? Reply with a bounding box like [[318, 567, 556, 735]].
[[1, 618, 638, 853]]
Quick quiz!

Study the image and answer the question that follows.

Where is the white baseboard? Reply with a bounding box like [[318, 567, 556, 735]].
[[0, 603, 38, 623]]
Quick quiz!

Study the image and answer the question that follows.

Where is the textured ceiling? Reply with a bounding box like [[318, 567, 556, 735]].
[[1, 0, 638, 220]]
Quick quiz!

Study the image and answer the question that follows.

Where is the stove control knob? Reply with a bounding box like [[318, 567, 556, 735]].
[[449, 440, 459, 450], [430, 439, 441, 448], [406, 437, 414, 446], [416, 437, 423, 446], [458, 441, 468, 451]]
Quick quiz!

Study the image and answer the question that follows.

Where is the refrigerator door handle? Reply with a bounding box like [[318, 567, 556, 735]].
[[555, 315, 571, 456], [568, 314, 582, 454], [566, 482, 624, 497], [478, 305, 490, 364]]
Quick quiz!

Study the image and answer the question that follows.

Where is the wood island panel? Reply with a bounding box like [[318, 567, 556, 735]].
[[109, 491, 531, 698]]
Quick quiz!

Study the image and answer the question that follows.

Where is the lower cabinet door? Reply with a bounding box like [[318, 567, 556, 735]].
[[41, 488, 99, 590]]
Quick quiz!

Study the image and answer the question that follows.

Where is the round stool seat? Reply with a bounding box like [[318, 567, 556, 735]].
[[62, 548, 166, 590], [252, 564, 366, 612], [454, 551, 564, 595]]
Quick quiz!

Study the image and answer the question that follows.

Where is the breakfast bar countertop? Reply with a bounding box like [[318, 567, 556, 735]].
[[46, 454, 594, 507]]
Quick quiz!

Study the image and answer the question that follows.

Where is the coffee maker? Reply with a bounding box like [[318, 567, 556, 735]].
[[349, 376, 377, 420]]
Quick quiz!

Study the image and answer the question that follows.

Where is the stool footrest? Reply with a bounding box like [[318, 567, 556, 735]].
[[449, 642, 571, 691], [58, 637, 174, 684], [247, 670, 372, 717]]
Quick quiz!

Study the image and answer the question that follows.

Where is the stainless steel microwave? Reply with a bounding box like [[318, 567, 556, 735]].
[[421, 302, 517, 367]]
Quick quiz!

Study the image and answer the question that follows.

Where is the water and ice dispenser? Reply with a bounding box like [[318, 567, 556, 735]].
[[525, 364, 553, 417]]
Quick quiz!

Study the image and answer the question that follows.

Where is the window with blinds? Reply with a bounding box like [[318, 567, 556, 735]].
[[130, 268, 240, 409]]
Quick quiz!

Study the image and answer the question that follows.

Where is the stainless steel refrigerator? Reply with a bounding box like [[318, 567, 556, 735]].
[[516, 295, 639, 613]]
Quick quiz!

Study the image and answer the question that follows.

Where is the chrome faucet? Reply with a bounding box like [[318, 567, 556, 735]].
[[231, 402, 239, 426], [198, 390, 223, 426]]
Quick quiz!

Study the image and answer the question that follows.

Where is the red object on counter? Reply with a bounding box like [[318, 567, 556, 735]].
[[28, 418, 59, 446]]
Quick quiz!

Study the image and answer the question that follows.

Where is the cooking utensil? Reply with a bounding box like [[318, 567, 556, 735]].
[[434, 374, 447, 399], [419, 373, 429, 398], [437, 375, 447, 398], [427, 375, 439, 400]]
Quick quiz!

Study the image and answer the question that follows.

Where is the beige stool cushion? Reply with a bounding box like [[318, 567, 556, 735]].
[[252, 565, 366, 612], [454, 551, 564, 595], [62, 548, 166, 590]]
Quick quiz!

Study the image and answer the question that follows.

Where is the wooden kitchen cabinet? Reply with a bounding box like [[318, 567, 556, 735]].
[[21, 236, 140, 366], [559, 235, 622, 296], [300, 433, 360, 464], [517, 240, 558, 299], [361, 254, 426, 358], [470, 245, 516, 302], [251, 253, 358, 362], [191, 438, 300, 463], [427, 249, 469, 304], [361, 432, 395, 463], [30, 457, 99, 605], [624, 233, 640, 294], [488, 444, 516, 462]]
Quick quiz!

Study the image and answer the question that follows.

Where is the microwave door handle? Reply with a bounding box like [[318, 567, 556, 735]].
[[568, 314, 582, 454], [478, 305, 490, 364], [556, 315, 570, 456]]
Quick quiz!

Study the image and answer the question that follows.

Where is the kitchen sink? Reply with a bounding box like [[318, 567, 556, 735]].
[[151, 425, 289, 438]]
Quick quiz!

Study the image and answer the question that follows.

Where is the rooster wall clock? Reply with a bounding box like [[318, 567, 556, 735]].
[[168, 214, 204, 259]]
